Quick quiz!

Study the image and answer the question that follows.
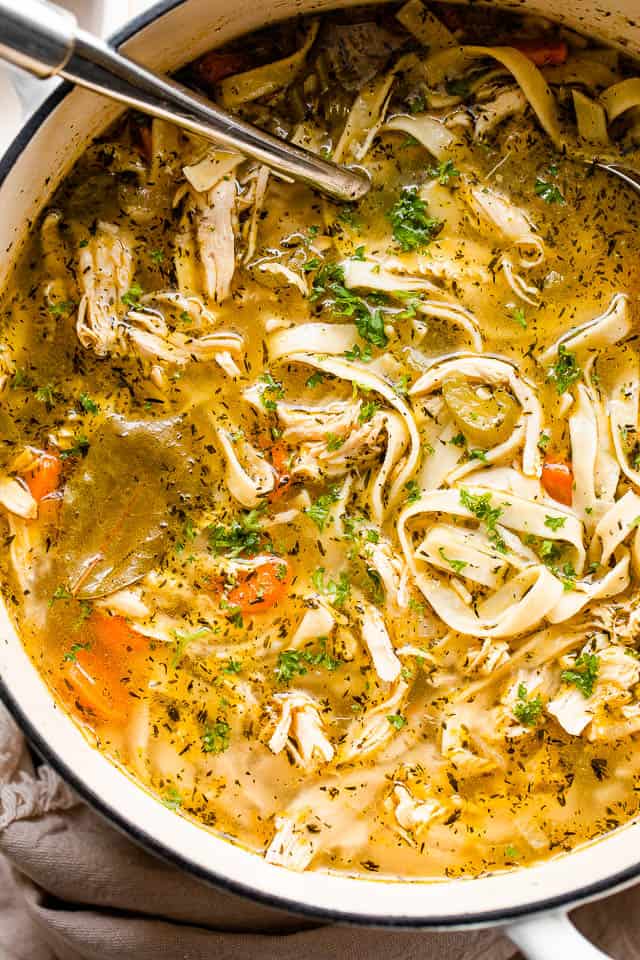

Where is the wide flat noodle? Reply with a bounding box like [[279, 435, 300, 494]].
[[396, 0, 457, 51], [383, 114, 455, 160], [572, 89, 609, 144], [219, 21, 319, 107], [464, 46, 564, 148], [600, 77, 640, 122]]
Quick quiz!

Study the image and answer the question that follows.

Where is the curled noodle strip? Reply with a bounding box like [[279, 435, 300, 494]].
[[398, 488, 567, 638]]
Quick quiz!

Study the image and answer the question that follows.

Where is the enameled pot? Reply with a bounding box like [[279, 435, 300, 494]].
[[0, 2, 639, 956]]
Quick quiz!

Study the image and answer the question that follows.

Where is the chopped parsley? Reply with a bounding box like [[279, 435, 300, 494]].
[[311, 262, 387, 349], [175, 517, 198, 554], [438, 547, 467, 575], [344, 342, 373, 362], [121, 283, 143, 307], [208, 509, 263, 557], [201, 720, 230, 754], [387, 187, 443, 252], [326, 433, 344, 452], [258, 372, 284, 411], [405, 479, 421, 503], [535, 176, 565, 205], [162, 787, 182, 810], [306, 371, 325, 388], [62, 640, 91, 663], [538, 432, 551, 452], [358, 400, 380, 424], [513, 683, 543, 726], [427, 159, 460, 186], [544, 515, 566, 531], [459, 488, 507, 553], [276, 641, 341, 682], [35, 384, 56, 407], [387, 714, 406, 730], [149, 248, 164, 264], [561, 652, 599, 697], [79, 393, 99, 414], [223, 658, 242, 674], [512, 307, 527, 329], [393, 373, 411, 396], [450, 432, 466, 447], [60, 433, 90, 459], [469, 448, 488, 462], [305, 485, 341, 531], [49, 585, 72, 606], [48, 300, 75, 316], [170, 626, 211, 669], [11, 369, 32, 389], [352, 245, 366, 261], [547, 344, 581, 395], [313, 568, 351, 606]]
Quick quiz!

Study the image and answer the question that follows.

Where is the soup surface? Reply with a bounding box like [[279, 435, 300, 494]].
[[2, 2, 640, 881]]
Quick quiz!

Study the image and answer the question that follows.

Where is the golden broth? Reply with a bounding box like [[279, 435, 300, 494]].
[[1, 2, 640, 880]]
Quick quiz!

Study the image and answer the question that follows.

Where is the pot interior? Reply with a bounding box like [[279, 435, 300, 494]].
[[1, 0, 640, 925]]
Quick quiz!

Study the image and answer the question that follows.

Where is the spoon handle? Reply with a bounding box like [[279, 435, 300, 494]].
[[0, 0, 371, 202], [596, 162, 640, 198]]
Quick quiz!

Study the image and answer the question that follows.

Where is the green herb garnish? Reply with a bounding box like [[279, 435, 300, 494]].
[[513, 683, 543, 726], [547, 344, 581, 395], [561, 652, 599, 698], [201, 720, 230, 754], [387, 187, 443, 252], [305, 485, 342, 531], [438, 547, 467, 574]]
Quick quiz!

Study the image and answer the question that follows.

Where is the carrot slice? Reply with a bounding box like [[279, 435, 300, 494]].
[[89, 612, 148, 653], [268, 441, 292, 502], [193, 51, 249, 89], [63, 655, 114, 719], [541, 457, 573, 506], [511, 40, 568, 67], [226, 556, 291, 614], [23, 451, 62, 502], [61, 613, 147, 721]]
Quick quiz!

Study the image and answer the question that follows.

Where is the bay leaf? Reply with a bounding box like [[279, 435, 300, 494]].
[[56, 415, 192, 599]]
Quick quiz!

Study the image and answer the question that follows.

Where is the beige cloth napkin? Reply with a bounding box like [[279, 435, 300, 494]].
[[0, 703, 635, 960]]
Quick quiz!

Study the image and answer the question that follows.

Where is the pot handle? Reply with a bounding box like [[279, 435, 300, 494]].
[[507, 910, 612, 959]]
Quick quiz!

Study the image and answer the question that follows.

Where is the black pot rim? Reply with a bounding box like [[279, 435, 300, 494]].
[[0, 0, 639, 930]]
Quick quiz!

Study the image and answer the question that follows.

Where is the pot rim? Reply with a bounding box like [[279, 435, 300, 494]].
[[1, 0, 640, 929]]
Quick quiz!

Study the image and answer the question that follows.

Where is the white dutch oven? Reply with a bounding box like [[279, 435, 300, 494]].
[[0, 2, 639, 956]]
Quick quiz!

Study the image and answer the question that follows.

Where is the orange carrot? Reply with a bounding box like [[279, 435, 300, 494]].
[[226, 556, 291, 614], [268, 441, 292, 502], [89, 612, 148, 653], [23, 451, 62, 502], [63, 654, 114, 719], [541, 457, 573, 506], [61, 613, 147, 720], [193, 51, 249, 90], [511, 39, 568, 67]]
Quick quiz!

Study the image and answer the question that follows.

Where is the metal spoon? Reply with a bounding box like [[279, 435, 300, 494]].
[[595, 162, 640, 197], [0, 0, 371, 202]]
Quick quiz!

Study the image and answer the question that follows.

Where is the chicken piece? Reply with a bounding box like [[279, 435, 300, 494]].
[[268, 692, 334, 766]]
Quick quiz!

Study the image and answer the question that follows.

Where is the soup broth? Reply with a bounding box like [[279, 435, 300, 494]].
[[2, 2, 640, 880]]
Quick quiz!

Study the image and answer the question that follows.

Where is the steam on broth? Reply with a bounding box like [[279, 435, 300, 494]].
[[2, 1, 640, 880]]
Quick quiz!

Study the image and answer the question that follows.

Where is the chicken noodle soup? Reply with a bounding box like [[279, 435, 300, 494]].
[[2, 2, 640, 880]]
